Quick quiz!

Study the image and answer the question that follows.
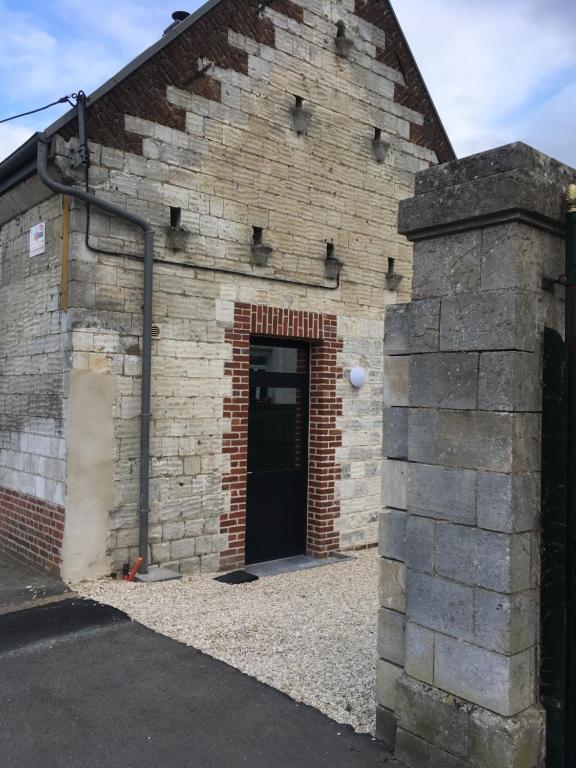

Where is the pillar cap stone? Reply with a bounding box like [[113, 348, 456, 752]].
[[399, 142, 576, 240]]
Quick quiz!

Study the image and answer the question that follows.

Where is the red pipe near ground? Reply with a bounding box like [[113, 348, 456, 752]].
[[123, 557, 143, 582]]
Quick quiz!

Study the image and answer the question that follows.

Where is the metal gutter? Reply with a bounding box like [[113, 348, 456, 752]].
[[0, 133, 43, 194], [0, 159, 37, 197], [36, 135, 155, 576], [0, 0, 222, 189]]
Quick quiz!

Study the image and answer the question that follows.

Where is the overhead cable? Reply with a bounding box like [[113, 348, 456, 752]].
[[0, 94, 78, 125]]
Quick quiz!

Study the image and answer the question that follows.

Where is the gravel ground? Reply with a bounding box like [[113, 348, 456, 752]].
[[76, 548, 379, 733]]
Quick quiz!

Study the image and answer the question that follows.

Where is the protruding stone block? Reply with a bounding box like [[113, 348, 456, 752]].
[[405, 622, 434, 685], [474, 588, 537, 654], [396, 728, 429, 768], [410, 352, 478, 409], [410, 299, 440, 354], [408, 410, 540, 473], [435, 524, 532, 593], [383, 407, 408, 459], [379, 557, 406, 612], [375, 705, 397, 749], [401, 143, 573, 233], [439, 290, 537, 353], [384, 303, 410, 355], [377, 659, 403, 710], [412, 230, 482, 300], [479, 351, 541, 411], [433, 635, 535, 716], [384, 355, 409, 406], [469, 705, 545, 768], [405, 516, 434, 574], [396, 675, 471, 759], [481, 222, 562, 293], [407, 463, 476, 525], [477, 472, 539, 533], [381, 460, 407, 511], [378, 508, 407, 562], [406, 572, 474, 641], [378, 607, 406, 665]]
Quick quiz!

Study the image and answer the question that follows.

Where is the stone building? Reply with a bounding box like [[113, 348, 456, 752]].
[[0, 0, 453, 580]]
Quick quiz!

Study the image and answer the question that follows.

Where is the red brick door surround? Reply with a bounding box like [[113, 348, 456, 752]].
[[220, 303, 343, 570]]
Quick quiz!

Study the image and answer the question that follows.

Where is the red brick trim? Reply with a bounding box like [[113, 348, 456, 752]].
[[220, 303, 343, 570], [355, 0, 455, 164], [60, 0, 304, 153], [0, 486, 64, 573]]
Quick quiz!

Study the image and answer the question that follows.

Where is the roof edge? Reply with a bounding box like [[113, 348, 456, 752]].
[[0, 0, 223, 186], [387, 0, 455, 161], [0, 0, 455, 186], [41, 0, 223, 140]]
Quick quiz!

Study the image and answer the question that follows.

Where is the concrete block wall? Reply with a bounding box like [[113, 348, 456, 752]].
[[377, 143, 573, 768], [44, 0, 448, 575]]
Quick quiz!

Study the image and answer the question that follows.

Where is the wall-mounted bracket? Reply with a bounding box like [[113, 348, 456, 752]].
[[291, 100, 312, 135], [166, 227, 192, 251], [69, 145, 90, 169], [251, 243, 273, 267], [335, 21, 354, 58], [373, 138, 391, 164], [542, 273, 568, 293]]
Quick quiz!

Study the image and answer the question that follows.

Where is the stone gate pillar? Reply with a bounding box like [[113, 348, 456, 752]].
[[378, 143, 574, 767]]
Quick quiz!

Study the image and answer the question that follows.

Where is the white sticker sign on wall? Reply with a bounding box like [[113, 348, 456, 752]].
[[29, 223, 46, 257]]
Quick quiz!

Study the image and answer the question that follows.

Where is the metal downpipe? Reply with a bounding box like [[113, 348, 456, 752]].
[[37, 137, 154, 574]]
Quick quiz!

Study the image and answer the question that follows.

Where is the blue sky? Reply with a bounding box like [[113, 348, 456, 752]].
[[1, 0, 575, 166]]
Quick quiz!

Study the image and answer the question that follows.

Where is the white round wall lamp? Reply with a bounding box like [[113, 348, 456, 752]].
[[349, 366, 367, 388]]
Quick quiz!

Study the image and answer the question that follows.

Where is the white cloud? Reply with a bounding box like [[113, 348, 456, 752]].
[[392, 0, 576, 166], [0, 0, 184, 159], [0, 123, 35, 160], [512, 80, 576, 165]]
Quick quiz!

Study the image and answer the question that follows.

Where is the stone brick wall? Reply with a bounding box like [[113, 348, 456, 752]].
[[377, 143, 572, 768], [0, 192, 67, 569], [40, 0, 447, 574]]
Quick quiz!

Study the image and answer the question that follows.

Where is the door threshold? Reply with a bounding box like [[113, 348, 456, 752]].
[[244, 553, 354, 579]]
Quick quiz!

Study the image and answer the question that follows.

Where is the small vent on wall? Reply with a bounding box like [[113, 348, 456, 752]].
[[291, 95, 312, 135], [151, 323, 161, 339], [385, 258, 404, 291], [335, 20, 354, 58]]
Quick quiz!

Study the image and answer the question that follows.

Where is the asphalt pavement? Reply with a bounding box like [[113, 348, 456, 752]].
[[0, 548, 71, 614], [0, 596, 397, 768]]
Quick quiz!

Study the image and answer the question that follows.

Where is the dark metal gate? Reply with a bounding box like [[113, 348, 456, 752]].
[[540, 327, 568, 767], [541, 188, 576, 768]]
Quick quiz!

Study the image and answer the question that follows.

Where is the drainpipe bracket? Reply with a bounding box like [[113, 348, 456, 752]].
[[69, 145, 89, 169]]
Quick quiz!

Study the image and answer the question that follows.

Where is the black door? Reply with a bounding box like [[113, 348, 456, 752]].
[[245, 338, 309, 565]]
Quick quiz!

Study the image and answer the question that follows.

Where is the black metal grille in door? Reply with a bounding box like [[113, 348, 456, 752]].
[[245, 339, 309, 565]]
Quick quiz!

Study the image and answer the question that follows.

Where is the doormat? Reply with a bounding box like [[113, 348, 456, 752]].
[[214, 570, 259, 585]]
